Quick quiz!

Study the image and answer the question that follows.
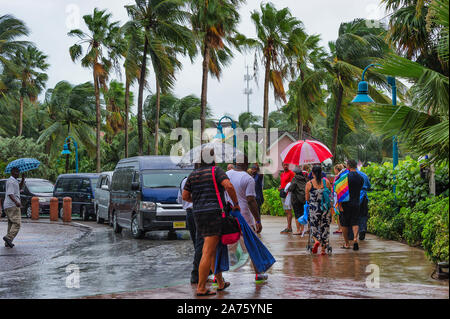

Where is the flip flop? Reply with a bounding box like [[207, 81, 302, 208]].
[[196, 289, 217, 297], [353, 242, 359, 251], [292, 232, 302, 235], [280, 228, 292, 234], [312, 242, 320, 254], [341, 245, 350, 249], [217, 282, 231, 291]]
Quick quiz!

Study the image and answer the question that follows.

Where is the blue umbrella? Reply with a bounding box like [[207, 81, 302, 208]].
[[4, 158, 41, 174], [215, 210, 276, 274]]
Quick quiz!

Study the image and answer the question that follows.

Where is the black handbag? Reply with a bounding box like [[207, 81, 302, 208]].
[[279, 189, 287, 198]]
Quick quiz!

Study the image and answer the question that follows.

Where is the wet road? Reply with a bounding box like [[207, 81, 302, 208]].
[[0, 220, 195, 298], [0, 216, 448, 299]]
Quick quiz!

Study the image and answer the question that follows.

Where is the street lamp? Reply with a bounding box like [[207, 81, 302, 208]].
[[61, 136, 79, 173], [351, 63, 399, 193], [215, 116, 237, 164]]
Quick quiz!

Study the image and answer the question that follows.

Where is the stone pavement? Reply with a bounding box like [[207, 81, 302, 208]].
[[85, 216, 449, 299]]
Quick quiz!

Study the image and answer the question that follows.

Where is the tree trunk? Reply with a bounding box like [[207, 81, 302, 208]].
[[200, 40, 210, 142], [154, 79, 161, 155], [263, 56, 270, 148], [93, 70, 101, 173], [124, 78, 130, 158], [297, 109, 303, 140], [18, 95, 24, 136], [137, 35, 149, 156], [331, 84, 344, 159]]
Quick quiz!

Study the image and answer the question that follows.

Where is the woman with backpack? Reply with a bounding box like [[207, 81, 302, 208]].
[[305, 165, 332, 255], [288, 166, 308, 235]]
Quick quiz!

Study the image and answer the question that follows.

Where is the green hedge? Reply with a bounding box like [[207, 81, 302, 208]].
[[261, 188, 285, 216], [364, 157, 449, 263]]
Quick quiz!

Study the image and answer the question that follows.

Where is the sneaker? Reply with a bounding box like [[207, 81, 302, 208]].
[[255, 273, 268, 282], [3, 236, 14, 248], [359, 232, 366, 241]]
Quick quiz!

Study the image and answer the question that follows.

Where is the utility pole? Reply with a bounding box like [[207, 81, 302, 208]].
[[244, 65, 253, 113]]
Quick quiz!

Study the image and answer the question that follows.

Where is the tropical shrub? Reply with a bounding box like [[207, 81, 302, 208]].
[[261, 188, 285, 216], [422, 198, 449, 263]]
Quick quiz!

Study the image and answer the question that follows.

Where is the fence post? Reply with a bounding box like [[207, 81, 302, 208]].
[[31, 197, 39, 220], [50, 197, 58, 221], [63, 197, 72, 223]]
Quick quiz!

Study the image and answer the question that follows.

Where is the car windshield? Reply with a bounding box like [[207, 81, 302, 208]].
[[142, 170, 191, 188], [27, 181, 54, 193]]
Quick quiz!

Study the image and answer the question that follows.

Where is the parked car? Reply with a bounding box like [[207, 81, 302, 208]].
[[110, 156, 193, 239], [53, 173, 100, 221], [0, 178, 54, 218], [94, 171, 114, 224]]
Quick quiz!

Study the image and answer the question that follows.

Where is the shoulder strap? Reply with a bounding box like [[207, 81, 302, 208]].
[[211, 166, 225, 215]]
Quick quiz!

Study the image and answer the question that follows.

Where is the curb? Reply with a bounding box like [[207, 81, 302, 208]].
[[0, 218, 93, 232]]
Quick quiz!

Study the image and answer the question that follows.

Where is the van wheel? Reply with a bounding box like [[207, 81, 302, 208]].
[[113, 212, 122, 234], [81, 206, 89, 221], [59, 207, 64, 219], [96, 206, 104, 224], [168, 230, 177, 240], [131, 214, 144, 239]]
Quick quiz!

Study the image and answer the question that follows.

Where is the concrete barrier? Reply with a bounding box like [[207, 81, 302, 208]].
[[31, 197, 39, 220], [50, 197, 58, 221], [63, 197, 72, 223]]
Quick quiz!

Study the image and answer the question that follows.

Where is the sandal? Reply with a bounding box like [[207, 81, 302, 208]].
[[196, 289, 217, 296], [353, 242, 359, 251], [312, 241, 320, 254], [280, 228, 292, 234], [341, 245, 350, 249], [217, 282, 231, 291]]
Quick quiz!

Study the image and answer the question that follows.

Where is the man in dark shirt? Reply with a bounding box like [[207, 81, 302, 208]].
[[340, 159, 364, 251]]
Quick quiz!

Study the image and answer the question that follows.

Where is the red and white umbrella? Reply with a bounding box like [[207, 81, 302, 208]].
[[280, 140, 333, 165]]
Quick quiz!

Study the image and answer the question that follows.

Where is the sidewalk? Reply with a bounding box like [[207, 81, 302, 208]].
[[85, 215, 449, 299]]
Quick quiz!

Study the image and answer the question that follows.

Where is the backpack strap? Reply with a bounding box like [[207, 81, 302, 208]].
[[211, 166, 225, 216]]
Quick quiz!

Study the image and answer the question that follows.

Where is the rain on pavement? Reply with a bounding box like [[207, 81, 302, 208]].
[[0, 216, 448, 299]]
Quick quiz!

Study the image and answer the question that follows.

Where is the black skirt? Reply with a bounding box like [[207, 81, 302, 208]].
[[194, 210, 223, 237]]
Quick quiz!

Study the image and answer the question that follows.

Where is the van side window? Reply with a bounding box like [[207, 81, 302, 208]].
[[80, 179, 91, 192], [96, 177, 104, 189], [112, 169, 125, 191], [55, 179, 67, 192]]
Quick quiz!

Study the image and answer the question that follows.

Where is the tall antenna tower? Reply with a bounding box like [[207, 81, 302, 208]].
[[244, 65, 253, 113]]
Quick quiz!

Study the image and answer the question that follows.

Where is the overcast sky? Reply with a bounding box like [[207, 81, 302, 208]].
[[1, 0, 386, 121]]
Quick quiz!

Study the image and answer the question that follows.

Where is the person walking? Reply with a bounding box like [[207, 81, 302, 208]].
[[3, 167, 25, 248], [226, 161, 271, 282], [332, 164, 345, 234], [288, 166, 307, 235], [340, 159, 364, 251], [250, 163, 264, 216], [305, 165, 332, 255], [178, 165, 203, 284], [279, 162, 295, 234], [357, 167, 371, 240], [182, 150, 239, 296]]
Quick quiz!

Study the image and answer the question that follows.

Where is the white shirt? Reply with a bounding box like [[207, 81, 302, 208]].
[[3, 176, 20, 210], [177, 177, 193, 210], [226, 170, 257, 226]]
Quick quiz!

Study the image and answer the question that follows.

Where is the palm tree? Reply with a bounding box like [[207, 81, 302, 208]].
[[188, 0, 244, 137], [12, 45, 49, 136], [37, 81, 97, 170], [365, 0, 449, 162], [325, 18, 391, 157], [0, 14, 30, 86], [68, 8, 120, 172], [237, 112, 262, 131], [247, 2, 305, 147], [125, 0, 195, 155]]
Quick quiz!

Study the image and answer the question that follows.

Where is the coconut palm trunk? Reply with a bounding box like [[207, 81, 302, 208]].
[[137, 35, 149, 156], [297, 110, 303, 140], [124, 78, 130, 158], [331, 84, 344, 158], [200, 41, 210, 140], [93, 69, 101, 173], [18, 95, 24, 136], [154, 79, 161, 155], [263, 55, 270, 148]]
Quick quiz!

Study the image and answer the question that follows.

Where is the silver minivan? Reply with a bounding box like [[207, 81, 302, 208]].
[[94, 171, 114, 224]]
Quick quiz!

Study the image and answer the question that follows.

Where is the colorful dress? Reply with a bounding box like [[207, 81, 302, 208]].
[[309, 180, 331, 246]]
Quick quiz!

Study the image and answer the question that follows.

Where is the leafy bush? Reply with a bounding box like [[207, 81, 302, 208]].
[[261, 188, 285, 216], [422, 198, 449, 263]]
